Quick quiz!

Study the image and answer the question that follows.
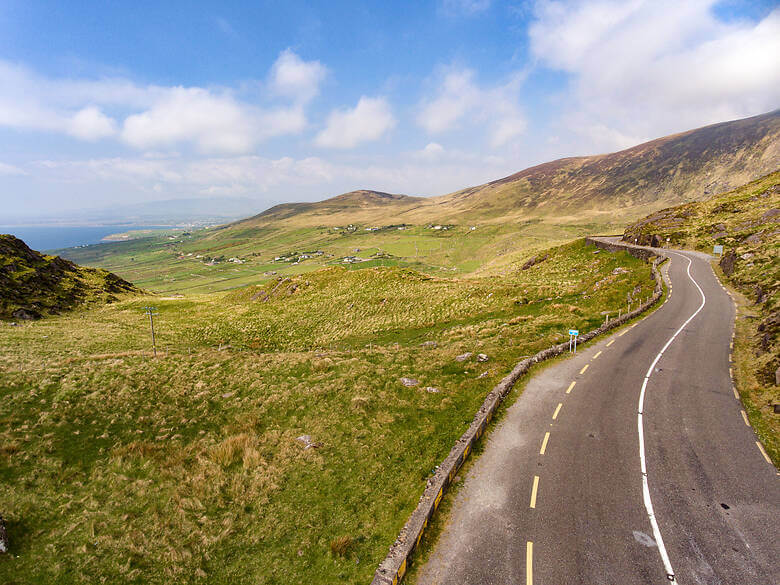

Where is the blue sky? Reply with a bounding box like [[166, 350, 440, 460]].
[[1, 0, 778, 219]]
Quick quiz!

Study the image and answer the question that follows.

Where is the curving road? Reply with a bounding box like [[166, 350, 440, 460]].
[[417, 244, 779, 585]]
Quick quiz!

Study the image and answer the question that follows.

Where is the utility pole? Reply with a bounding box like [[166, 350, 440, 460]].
[[143, 306, 158, 357]]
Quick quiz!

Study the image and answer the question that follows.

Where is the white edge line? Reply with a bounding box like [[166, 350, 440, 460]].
[[638, 252, 706, 584]]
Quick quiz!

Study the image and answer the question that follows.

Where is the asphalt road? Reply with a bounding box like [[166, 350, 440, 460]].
[[417, 245, 779, 585]]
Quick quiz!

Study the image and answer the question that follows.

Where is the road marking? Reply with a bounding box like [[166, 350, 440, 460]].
[[631, 323, 638, 328], [729, 341, 733, 350], [526, 541, 533, 585], [552, 403, 562, 420], [540, 432, 550, 454], [729, 367, 733, 377], [606, 339, 615, 347], [619, 329, 630, 337], [733, 386, 740, 399], [637, 252, 706, 583], [756, 442, 772, 464], [593, 350, 602, 360], [740, 410, 750, 426], [580, 364, 589, 374], [566, 381, 576, 394], [530, 475, 539, 508]]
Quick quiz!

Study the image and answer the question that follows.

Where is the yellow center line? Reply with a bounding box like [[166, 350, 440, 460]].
[[756, 442, 772, 465], [552, 403, 562, 420], [741, 410, 750, 426], [580, 364, 589, 374], [606, 339, 615, 347], [540, 432, 550, 454], [566, 381, 576, 394], [530, 475, 540, 508], [592, 351, 602, 360], [526, 541, 533, 585]]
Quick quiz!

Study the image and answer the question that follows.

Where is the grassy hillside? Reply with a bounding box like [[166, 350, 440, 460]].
[[0, 240, 657, 584], [623, 171, 779, 463], [0, 234, 139, 320]]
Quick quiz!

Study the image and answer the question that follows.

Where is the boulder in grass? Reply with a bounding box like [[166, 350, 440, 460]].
[[477, 353, 489, 362], [0, 515, 8, 553], [455, 352, 472, 362], [400, 377, 419, 387]]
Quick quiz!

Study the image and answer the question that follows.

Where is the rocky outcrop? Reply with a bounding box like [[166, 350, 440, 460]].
[[0, 234, 139, 320]]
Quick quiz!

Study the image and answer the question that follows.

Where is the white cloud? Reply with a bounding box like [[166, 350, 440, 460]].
[[415, 142, 446, 160], [315, 96, 396, 149], [0, 162, 26, 176], [417, 68, 527, 147], [0, 50, 326, 153], [30, 148, 517, 207], [121, 87, 306, 154], [67, 106, 117, 140], [529, 0, 780, 149], [269, 49, 327, 103]]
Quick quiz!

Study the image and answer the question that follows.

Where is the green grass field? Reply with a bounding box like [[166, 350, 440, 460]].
[[53, 219, 615, 295], [0, 239, 656, 584]]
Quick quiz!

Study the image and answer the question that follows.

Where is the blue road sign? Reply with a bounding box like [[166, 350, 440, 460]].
[[569, 329, 579, 336]]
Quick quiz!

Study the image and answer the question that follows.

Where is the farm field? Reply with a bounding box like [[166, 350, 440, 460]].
[[0, 240, 657, 584]]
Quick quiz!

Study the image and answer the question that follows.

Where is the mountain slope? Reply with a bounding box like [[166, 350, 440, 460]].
[[230, 110, 780, 230], [0, 235, 139, 320], [431, 109, 780, 222]]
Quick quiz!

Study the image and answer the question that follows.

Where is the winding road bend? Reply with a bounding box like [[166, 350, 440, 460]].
[[417, 243, 779, 585]]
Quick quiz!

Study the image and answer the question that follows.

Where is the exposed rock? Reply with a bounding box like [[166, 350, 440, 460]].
[[11, 308, 40, 320], [425, 386, 440, 393], [755, 285, 767, 304], [711, 231, 728, 240], [250, 290, 268, 301], [476, 353, 489, 362], [477, 371, 489, 379], [719, 249, 737, 276], [521, 254, 549, 270], [612, 267, 629, 275], [0, 515, 7, 553], [761, 208, 780, 220], [650, 234, 661, 247], [420, 341, 438, 349], [455, 352, 473, 362], [400, 377, 419, 387], [295, 435, 322, 450], [744, 233, 762, 245], [776, 366, 780, 387]]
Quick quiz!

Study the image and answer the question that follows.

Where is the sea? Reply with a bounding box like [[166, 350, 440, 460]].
[[0, 225, 174, 252]]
